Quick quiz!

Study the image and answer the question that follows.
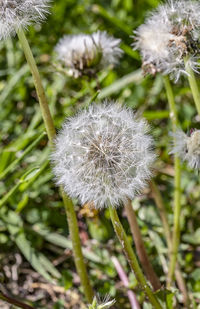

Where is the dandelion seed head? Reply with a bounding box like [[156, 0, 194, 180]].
[[134, 0, 200, 80], [51, 102, 155, 209], [0, 0, 51, 40], [134, 21, 174, 75], [55, 31, 122, 78], [170, 128, 200, 169]]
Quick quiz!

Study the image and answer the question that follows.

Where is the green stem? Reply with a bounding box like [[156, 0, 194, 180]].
[[109, 206, 162, 309], [62, 191, 94, 302], [168, 157, 181, 286], [184, 58, 200, 117], [17, 29, 56, 143], [17, 29, 93, 302], [164, 76, 178, 129], [164, 76, 181, 288]]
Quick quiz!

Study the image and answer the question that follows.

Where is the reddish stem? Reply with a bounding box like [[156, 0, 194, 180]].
[[111, 256, 141, 309], [0, 291, 34, 309]]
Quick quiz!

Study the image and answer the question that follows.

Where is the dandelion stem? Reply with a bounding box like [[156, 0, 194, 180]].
[[62, 191, 94, 302], [184, 58, 200, 117], [17, 29, 93, 302], [163, 76, 181, 288], [17, 29, 56, 143], [109, 206, 162, 309], [164, 76, 178, 129], [124, 199, 161, 291]]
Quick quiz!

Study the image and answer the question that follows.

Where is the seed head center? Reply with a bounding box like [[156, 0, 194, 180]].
[[88, 135, 120, 170]]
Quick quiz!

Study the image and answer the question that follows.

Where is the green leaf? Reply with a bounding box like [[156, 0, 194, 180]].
[[191, 269, 200, 281], [19, 160, 49, 192], [38, 254, 61, 279], [155, 289, 176, 309], [0, 132, 45, 180], [99, 70, 143, 99], [92, 4, 132, 35], [183, 228, 200, 245], [5, 211, 60, 282], [0, 64, 29, 106], [13, 231, 54, 282], [33, 224, 103, 264], [60, 270, 73, 290], [21, 167, 41, 182], [16, 193, 29, 213]]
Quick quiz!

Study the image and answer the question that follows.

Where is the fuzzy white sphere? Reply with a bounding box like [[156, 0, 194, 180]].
[[134, 0, 200, 81], [0, 0, 51, 40], [51, 102, 156, 209], [55, 31, 123, 78], [170, 129, 200, 169]]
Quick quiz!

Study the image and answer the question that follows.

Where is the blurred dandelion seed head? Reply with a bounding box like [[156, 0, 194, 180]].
[[55, 31, 123, 78], [0, 0, 51, 40], [170, 129, 200, 169], [134, 0, 200, 81], [51, 102, 155, 209]]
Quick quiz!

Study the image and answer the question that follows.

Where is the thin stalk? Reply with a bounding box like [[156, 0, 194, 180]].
[[17, 29, 55, 142], [184, 58, 200, 117], [151, 181, 190, 307], [111, 256, 141, 309], [164, 76, 181, 288], [124, 199, 161, 291], [17, 29, 93, 302], [62, 191, 93, 302], [164, 76, 178, 128], [0, 292, 34, 309], [109, 206, 162, 309]]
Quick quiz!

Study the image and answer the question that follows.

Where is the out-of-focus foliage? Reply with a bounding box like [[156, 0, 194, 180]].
[[0, 0, 200, 308]]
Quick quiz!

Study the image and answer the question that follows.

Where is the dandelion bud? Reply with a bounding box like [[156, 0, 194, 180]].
[[134, 0, 200, 81], [55, 31, 123, 78], [51, 102, 156, 209], [0, 0, 51, 40], [170, 129, 200, 169]]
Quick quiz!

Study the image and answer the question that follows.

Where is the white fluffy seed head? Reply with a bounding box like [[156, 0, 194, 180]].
[[51, 102, 156, 209], [55, 31, 123, 78], [0, 0, 51, 40], [170, 129, 200, 169], [134, 0, 200, 81]]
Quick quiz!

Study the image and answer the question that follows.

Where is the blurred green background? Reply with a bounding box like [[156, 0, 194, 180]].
[[0, 0, 200, 308]]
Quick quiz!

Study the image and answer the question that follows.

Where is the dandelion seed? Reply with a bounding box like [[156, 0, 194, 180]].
[[170, 128, 200, 169], [0, 0, 51, 40], [88, 295, 116, 309], [134, 0, 200, 81], [55, 31, 123, 78], [51, 102, 156, 209]]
